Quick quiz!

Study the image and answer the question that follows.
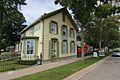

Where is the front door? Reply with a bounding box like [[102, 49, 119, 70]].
[[50, 40, 58, 59]]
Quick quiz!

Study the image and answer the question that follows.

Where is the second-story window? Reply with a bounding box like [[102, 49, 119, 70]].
[[61, 25, 67, 38], [50, 21, 58, 34], [70, 28, 75, 38], [30, 27, 34, 36]]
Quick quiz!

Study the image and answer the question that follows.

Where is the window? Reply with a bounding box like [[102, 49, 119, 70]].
[[70, 41, 75, 53], [62, 40, 68, 54], [61, 25, 67, 38], [70, 28, 75, 38], [62, 12, 65, 22], [26, 40, 34, 54], [50, 21, 58, 34], [30, 27, 34, 36]]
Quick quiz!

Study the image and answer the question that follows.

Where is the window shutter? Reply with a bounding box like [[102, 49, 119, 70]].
[[73, 29, 75, 38], [49, 41, 52, 59], [56, 24, 58, 34], [70, 28, 71, 38]]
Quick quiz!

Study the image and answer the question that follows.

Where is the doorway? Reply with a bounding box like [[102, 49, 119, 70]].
[[49, 39, 59, 59]]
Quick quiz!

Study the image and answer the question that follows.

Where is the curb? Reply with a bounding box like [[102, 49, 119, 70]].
[[63, 56, 110, 80]]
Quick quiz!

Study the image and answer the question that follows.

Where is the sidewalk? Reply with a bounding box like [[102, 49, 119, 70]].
[[63, 56, 110, 80], [0, 56, 91, 80]]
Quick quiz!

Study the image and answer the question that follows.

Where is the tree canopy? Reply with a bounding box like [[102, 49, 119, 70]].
[[55, 0, 120, 59], [0, 0, 26, 52]]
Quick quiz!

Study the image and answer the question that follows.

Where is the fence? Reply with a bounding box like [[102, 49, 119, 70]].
[[0, 52, 21, 72]]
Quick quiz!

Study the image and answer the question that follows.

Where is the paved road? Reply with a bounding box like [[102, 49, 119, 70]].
[[80, 57, 120, 80]]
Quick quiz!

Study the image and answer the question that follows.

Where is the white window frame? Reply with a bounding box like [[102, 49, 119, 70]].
[[50, 22, 57, 34], [61, 25, 67, 39], [70, 28, 74, 38], [26, 39, 35, 55], [62, 40, 68, 54], [70, 41, 75, 53]]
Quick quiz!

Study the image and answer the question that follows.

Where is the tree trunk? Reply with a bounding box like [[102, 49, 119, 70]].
[[0, 11, 3, 55], [81, 25, 84, 60], [99, 26, 102, 51]]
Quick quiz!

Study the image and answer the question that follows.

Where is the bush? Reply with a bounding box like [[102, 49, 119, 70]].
[[84, 52, 93, 56], [17, 60, 37, 65]]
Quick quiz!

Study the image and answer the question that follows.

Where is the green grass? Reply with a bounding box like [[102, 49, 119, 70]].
[[13, 56, 107, 80], [0, 61, 30, 72], [1, 52, 10, 55]]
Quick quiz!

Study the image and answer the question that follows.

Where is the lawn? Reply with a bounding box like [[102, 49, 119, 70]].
[[0, 61, 30, 72], [0, 52, 30, 72], [13, 56, 107, 80]]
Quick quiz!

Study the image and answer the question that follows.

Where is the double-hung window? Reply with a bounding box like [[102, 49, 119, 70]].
[[70, 28, 75, 38], [50, 21, 58, 34], [70, 41, 75, 53], [61, 25, 67, 39], [26, 40, 34, 54], [62, 40, 68, 54]]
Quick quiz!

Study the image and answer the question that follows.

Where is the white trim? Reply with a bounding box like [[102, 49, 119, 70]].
[[26, 39, 35, 56]]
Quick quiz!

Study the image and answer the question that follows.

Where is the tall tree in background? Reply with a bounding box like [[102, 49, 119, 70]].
[[95, 1, 120, 50], [55, 0, 97, 60], [55, 0, 120, 60], [0, 0, 26, 54]]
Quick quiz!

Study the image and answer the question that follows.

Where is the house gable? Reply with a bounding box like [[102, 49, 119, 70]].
[[20, 8, 78, 34]]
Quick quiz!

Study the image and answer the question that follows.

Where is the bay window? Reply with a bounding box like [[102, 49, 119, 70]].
[[26, 40, 34, 54]]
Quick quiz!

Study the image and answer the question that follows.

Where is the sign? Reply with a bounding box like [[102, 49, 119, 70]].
[[93, 52, 98, 57]]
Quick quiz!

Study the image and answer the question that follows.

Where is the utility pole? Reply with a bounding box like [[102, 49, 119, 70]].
[[0, 10, 3, 55]]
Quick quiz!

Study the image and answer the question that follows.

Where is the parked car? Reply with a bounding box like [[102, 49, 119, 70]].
[[112, 50, 120, 57]]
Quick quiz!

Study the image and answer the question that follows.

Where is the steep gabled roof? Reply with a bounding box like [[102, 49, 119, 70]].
[[20, 8, 78, 34]]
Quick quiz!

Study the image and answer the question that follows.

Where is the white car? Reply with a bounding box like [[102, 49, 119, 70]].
[[112, 50, 120, 57]]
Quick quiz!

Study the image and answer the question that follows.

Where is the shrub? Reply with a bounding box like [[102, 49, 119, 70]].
[[17, 60, 37, 65]]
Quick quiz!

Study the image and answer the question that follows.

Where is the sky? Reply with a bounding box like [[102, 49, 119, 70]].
[[21, 0, 62, 25]]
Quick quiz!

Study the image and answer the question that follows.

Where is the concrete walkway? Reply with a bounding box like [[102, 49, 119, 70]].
[[0, 56, 91, 80]]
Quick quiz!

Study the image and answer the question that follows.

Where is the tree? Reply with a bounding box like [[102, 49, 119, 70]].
[[55, 0, 120, 59], [55, 0, 98, 60], [0, 0, 26, 53], [94, 1, 120, 50], [88, 15, 120, 49]]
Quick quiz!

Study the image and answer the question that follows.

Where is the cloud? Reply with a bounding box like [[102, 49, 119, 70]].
[[21, 0, 62, 25]]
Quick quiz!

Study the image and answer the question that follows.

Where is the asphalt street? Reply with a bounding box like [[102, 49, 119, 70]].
[[80, 56, 120, 80]]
